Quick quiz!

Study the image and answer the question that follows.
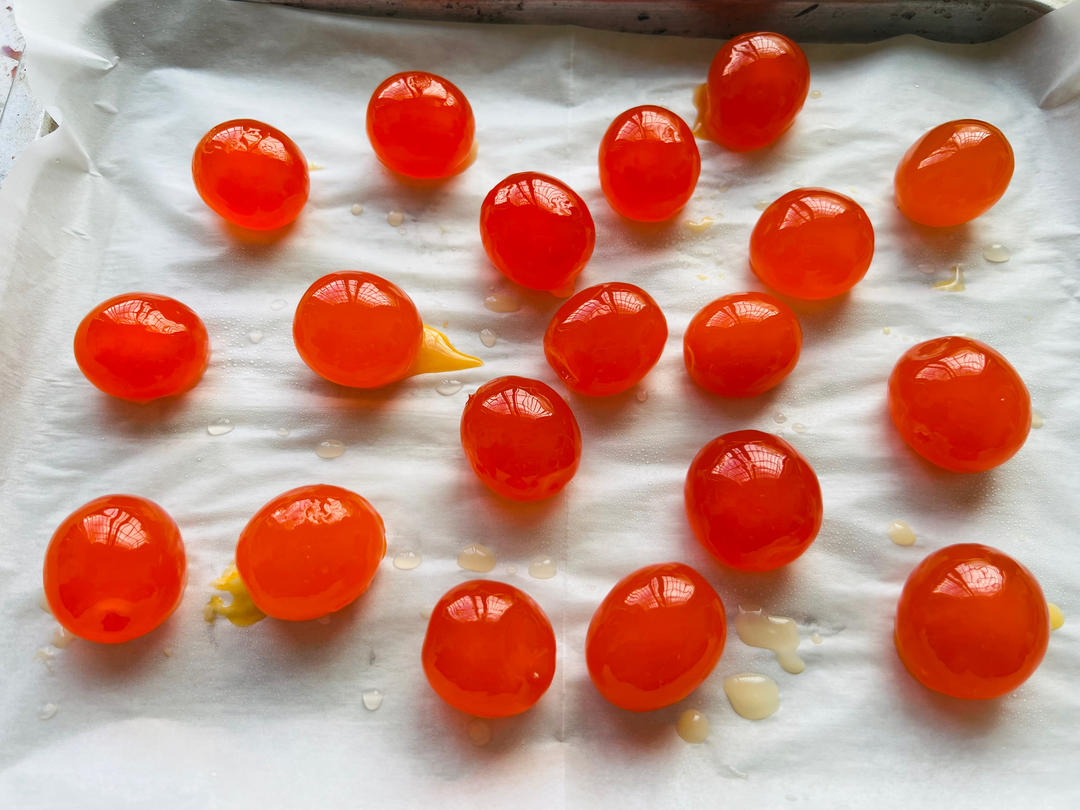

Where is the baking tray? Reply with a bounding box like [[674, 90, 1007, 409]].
[[240, 0, 1055, 42]]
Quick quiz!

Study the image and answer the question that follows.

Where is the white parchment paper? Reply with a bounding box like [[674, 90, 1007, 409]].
[[2, 1, 1079, 807]]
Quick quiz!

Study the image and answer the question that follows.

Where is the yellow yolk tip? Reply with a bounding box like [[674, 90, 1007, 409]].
[[204, 564, 266, 627], [1049, 602, 1065, 631], [410, 325, 483, 376]]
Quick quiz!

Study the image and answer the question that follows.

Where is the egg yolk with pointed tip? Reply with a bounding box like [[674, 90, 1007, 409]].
[[895, 119, 1014, 228], [73, 292, 210, 402], [293, 271, 422, 388], [598, 105, 700, 222], [705, 31, 810, 152], [543, 282, 667, 396], [367, 70, 475, 179], [685, 430, 822, 571], [479, 172, 596, 294], [235, 484, 386, 621], [895, 543, 1048, 700], [460, 375, 582, 501], [586, 562, 727, 712], [684, 291, 801, 398], [192, 118, 309, 231], [750, 188, 874, 300], [43, 495, 186, 644], [422, 579, 556, 718], [888, 336, 1031, 473]]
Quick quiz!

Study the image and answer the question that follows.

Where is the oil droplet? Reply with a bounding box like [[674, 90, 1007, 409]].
[[809, 89, 822, 99], [734, 609, 805, 674], [528, 557, 556, 579], [409, 325, 483, 376], [39, 703, 59, 721], [51, 626, 76, 649], [754, 200, 770, 211], [932, 264, 966, 292], [458, 544, 496, 573], [436, 379, 463, 396], [33, 648, 55, 670], [686, 216, 715, 233], [635, 388, 649, 403], [270, 298, 287, 311], [247, 330, 264, 344], [315, 439, 346, 459], [275, 427, 290, 438], [1048, 602, 1064, 630], [350, 203, 364, 216], [676, 709, 710, 743], [792, 423, 807, 434], [773, 412, 787, 424], [882, 326, 891, 335], [1031, 410, 1044, 429], [483, 290, 522, 313], [982, 243, 1010, 263], [387, 210, 404, 227], [506, 565, 518, 575], [479, 328, 497, 348], [207, 418, 234, 436], [204, 564, 266, 627], [723, 673, 780, 720], [308, 161, 324, 171], [811, 633, 823, 644], [888, 520, 916, 546], [467, 718, 492, 747], [393, 550, 422, 570], [163, 647, 173, 658], [696, 273, 709, 281], [362, 689, 384, 711]]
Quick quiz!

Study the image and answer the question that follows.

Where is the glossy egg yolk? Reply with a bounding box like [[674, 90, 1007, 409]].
[[750, 188, 874, 300], [683, 291, 801, 398], [192, 119, 309, 231], [422, 580, 556, 718], [43, 495, 186, 644], [895, 119, 1014, 228], [479, 172, 596, 294], [685, 430, 822, 571], [73, 292, 210, 402], [598, 105, 700, 222], [888, 336, 1031, 473], [543, 282, 668, 396], [460, 375, 582, 501], [895, 543, 1049, 700], [235, 484, 386, 621], [366, 70, 475, 179], [704, 31, 810, 152], [586, 562, 726, 712], [293, 271, 423, 388]]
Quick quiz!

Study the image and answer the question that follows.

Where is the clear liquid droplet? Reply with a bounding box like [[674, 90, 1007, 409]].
[[361, 689, 384, 711], [754, 200, 770, 211], [39, 703, 58, 720], [387, 210, 404, 227], [393, 550, 422, 570], [528, 557, 556, 579], [809, 89, 822, 99], [436, 379, 463, 396], [479, 328, 497, 348], [275, 427, 290, 438], [207, 418, 234, 436], [773, 412, 787, 424], [1031, 410, 1044, 429], [247, 330, 264, 344], [270, 299, 287, 311], [792, 423, 807, 434], [932, 265, 966, 292], [350, 203, 364, 216], [315, 440, 346, 459], [483, 291, 522, 313], [635, 388, 649, 403], [458, 544, 496, 573], [982, 243, 1010, 263]]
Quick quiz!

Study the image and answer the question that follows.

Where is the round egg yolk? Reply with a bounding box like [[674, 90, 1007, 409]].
[[43, 495, 186, 644], [422, 579, 556, 718], [192, 118, 309, 231], [685, 430, 822, 571], [895, 543, 1049, 700], [683, 291, 801, 398], [895, 119, 1014, 228], [479, 172, 596, 294], [543, 282, 668, 396], [704, 31, 810, 152], [888, 336, 1031, 473], [586, 562, 726, 712], [292, 271, 423, 389], [460, 375, 582, 501], [598, 105, 700, 222], [366, 70, 475, 179], [235, 484, 386, 621], [73, 292, 210, 402], [750, 187, 874, 300]]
